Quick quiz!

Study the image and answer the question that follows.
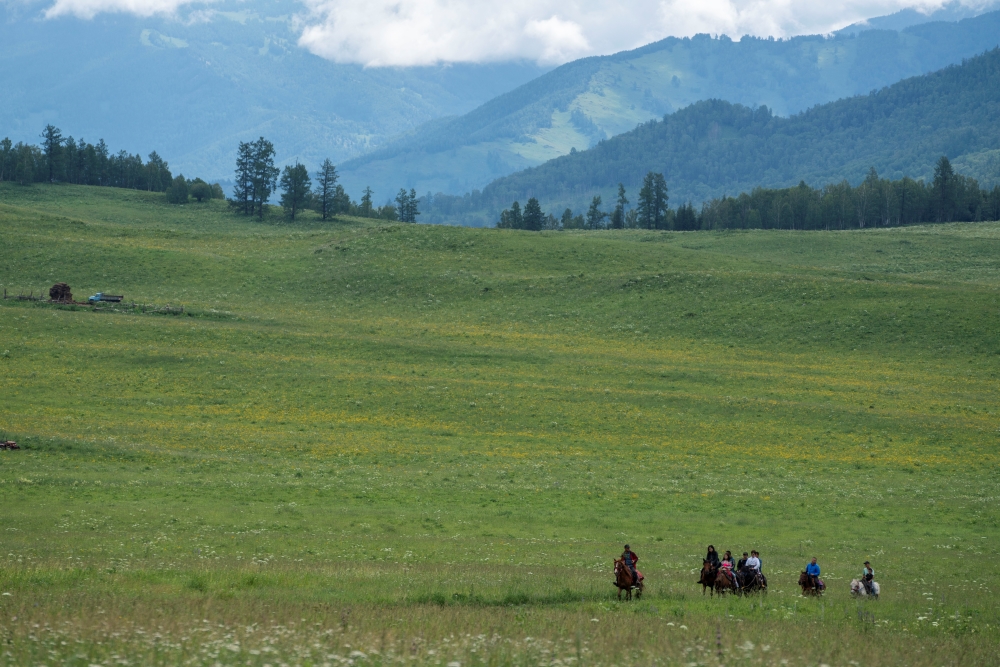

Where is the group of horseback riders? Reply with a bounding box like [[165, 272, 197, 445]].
[[615, 542, 879, 599], [701, 545, 768, 594], [801, 557, 877, 597]]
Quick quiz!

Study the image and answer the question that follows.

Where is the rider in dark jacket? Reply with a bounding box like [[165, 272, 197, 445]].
[[705, 545, 721, 569], [622, 545, 639, 586]]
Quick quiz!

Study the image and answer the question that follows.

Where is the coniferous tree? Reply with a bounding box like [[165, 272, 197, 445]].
[[560, 208, 574, 229], [315, 159, 338, 220], [231, 141, 254, 215], [675, 202, 699, 230], [523, 197, 544, 231], [360, 187, 374, 217], [611, 183, 628, 229], [0, 138, 12, 182], [409, 188, 420, 222], [586, 195, 607, 229], [41, 124, 62, 183], [933, 155, 956, 222], [145, 151, 170, 192], [395, 188, 411, 222], [637, 172, 668, 229], [250, 137, 279, 219], [15, 143, 35, 185], [279, 162, 312, 221]]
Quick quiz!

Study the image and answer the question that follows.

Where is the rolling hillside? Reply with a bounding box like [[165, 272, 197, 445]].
[[340, 10, 1000, 199], [429, 47, 1000, 225], [1, 183, 999, 665]]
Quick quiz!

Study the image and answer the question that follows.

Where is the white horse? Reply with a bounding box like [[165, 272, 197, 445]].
[[850, 579, 880, 599]]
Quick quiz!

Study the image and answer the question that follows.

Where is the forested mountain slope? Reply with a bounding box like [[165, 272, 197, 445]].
[[0, 0, 546, 186], [340, 11, 1000, 199], [429, 48, 1000, 225]]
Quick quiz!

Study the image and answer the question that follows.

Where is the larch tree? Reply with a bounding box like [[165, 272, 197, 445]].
[[523, 197, 544, 231], [586, 195, 606, 229], [279, 162, 312, 221], [360, 187, 374, 217], [41, 124, 62, 183], [315, 159, 338, 220]]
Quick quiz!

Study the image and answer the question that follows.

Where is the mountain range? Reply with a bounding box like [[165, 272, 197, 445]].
[[420, 46, 1000, 226], [339, 10, 1000, 201], [4, 1, 1000, 210]]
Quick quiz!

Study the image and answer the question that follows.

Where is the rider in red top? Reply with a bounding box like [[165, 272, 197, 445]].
[[622, 545, 639, 586]]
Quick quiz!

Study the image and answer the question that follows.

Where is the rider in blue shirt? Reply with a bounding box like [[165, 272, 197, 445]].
[[806, 557, 821, 589]]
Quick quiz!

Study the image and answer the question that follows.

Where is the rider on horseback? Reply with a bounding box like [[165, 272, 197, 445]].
[[806, 557, 823, 591], [705, 545, 721, 569], [622, 545, 640, 587], [737, 551, 749, 574], [862, 561, 875, 595], [720, 550, 738, 588]]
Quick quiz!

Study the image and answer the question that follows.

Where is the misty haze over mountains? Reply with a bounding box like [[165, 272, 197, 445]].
[[2, 0, 1000, 209], [0, 0, 548, 188], [338, 9, 1000, 200]]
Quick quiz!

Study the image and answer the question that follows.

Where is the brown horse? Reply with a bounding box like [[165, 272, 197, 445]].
[[698, 560, 718, 596], [798, 571, 825, 596], [714, 567, 737, 596], [614, 558, 643, 600]]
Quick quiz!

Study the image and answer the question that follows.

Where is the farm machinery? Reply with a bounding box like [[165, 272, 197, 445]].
[[88, 292, 124, 303]]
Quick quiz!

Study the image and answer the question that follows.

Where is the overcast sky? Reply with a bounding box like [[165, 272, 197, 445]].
[[38, 0, 999, 66]]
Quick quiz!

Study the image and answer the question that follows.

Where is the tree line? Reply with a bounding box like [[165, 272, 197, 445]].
[[495, 159, 1000, 231], [229, 136, 420, 222], [697, 157, 1000, 231], [1, 124, 224, 202]]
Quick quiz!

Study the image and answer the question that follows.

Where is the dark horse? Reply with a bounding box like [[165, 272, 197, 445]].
[[798, 571, 825, 596], [614, 557, 643, 600], [698, 560, 718, 596], [739, 568, 768, 595]]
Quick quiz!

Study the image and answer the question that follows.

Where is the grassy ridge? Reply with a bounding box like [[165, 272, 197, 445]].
[[0, 183, 998, 666]]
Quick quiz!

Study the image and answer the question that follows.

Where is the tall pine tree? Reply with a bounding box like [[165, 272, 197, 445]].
[[315, 159, 338, 220], [280, 162, 312, 221]]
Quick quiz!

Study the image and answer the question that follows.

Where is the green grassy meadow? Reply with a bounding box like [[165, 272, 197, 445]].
[[1, 182, 999, 666]]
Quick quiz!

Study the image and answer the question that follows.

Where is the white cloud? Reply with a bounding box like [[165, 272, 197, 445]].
[[295, 0, 994, 66], [296, 0, 598, 67], [37, 0, 999, 63], [44, 0, 202, 19]]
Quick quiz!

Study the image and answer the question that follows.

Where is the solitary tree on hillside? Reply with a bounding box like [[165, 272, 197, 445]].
[[41, 124, 62, 183], [280, 162, 312, 221], [523, 197, 544, 231], [315, 159, 338, 220]]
